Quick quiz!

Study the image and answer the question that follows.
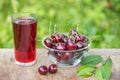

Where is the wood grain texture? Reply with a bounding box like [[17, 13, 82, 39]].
[[0, 49, 120, 80]]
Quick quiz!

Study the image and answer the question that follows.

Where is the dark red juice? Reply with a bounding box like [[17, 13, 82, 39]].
[[13, 17, 37, 63]]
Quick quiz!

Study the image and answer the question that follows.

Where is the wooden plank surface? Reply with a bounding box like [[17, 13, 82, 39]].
[[0, 49, 120, 80]]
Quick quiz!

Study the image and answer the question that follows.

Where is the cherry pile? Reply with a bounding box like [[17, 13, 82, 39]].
[[44, 29, 89, 50], [38, 64, 57, 75], [43, 29, 90, 66]]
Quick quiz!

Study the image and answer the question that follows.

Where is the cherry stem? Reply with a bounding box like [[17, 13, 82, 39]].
[[89, 35, 101, 42], [76, 24, 79, 32], [49, 22, 52, 36], [54, 24, 57, 33]]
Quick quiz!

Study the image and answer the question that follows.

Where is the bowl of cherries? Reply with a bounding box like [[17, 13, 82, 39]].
[[42, 29, 91, 67]]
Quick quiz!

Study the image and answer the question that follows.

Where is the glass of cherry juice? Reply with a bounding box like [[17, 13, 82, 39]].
[[11, 12, 37, 66]]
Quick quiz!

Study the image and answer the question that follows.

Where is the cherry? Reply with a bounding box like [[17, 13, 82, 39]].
[[81, 36, 88, 47], [68, 38, 74, 42], [61, 34, 68, 38], [44, 29, 89, 51], [82, 36, 88, 43], [49, 64, 57, 74], [61, 34, 68, 43], [51, 33, 62, 43], [70, 29, 78, 37], [55, 52, 63, 62], [55, 43, 66, 50], [83, 43, 88, 47], [75, 34, 83, 42], [76, 42, 84, 49], [63, 52, 72, 60], [67, 41, 77, 50], [38, 65, 48, 75], [44, 38, 53, 48], [62, 38, 68, 43]]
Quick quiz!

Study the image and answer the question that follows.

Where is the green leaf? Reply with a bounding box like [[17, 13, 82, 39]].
[[102, 57, 112, 67], [101, 57, 112, 80], [95, 68, 104, 80], [77, 65, 95, 78], [79, 73, 93, 78], [80, 55, 103, 65], [77, 65, 96, 73]]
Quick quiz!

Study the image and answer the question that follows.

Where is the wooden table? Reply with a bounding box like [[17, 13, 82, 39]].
[[0, 49, 120, 80]]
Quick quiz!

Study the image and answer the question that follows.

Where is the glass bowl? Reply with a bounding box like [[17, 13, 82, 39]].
[[42, 36, 91, 67]]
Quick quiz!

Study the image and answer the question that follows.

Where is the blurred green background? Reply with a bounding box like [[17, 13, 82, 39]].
[[0, 0, 120, 48]]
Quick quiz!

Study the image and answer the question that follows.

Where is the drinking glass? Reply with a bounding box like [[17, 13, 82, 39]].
[[11, 12, 37, 66]]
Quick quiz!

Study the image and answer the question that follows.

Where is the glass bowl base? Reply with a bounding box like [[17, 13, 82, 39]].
[[49, 55, 83, 68]]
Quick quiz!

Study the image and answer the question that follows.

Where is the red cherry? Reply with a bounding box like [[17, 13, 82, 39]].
[[61, 34, 68, 38], [44, 38, 53, 48], [82, 36, 88, 43], [51, 33, 62, 42], [75, 34, 83, 42], [76, 42, 84, 49], [61, 34, 68, 43], [55, 52, 63, 62], [55, 43, 66, 50], [63, 52, 72, 60], [67, 41, 77, 50], [83, 43, 88, 47], [62, 38, 68, 43], [38, 65, 48, 75], [49, 64, 57, 74], [68, 38, 74, 42], [70, 29, 78, 37]]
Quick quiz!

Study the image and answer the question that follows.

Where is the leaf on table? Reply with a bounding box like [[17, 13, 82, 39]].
[[102, 57, 112, 67], [101, 57, 112, 80], [95, 68, 104, 80], [80, 55, 103, 65], [77, 65, 95, 78]]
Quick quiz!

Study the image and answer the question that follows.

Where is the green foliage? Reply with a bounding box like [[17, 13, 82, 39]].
[[101, 57, 112, 80], [95, 68, 104, 80], [0, 0, 120, 48], [77, 56, 112, 80], [77, 65, 96, 78], [80, 55, 103, 65]]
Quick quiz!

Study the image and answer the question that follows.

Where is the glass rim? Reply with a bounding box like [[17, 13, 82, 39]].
[[11, 12, 38, 20]]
